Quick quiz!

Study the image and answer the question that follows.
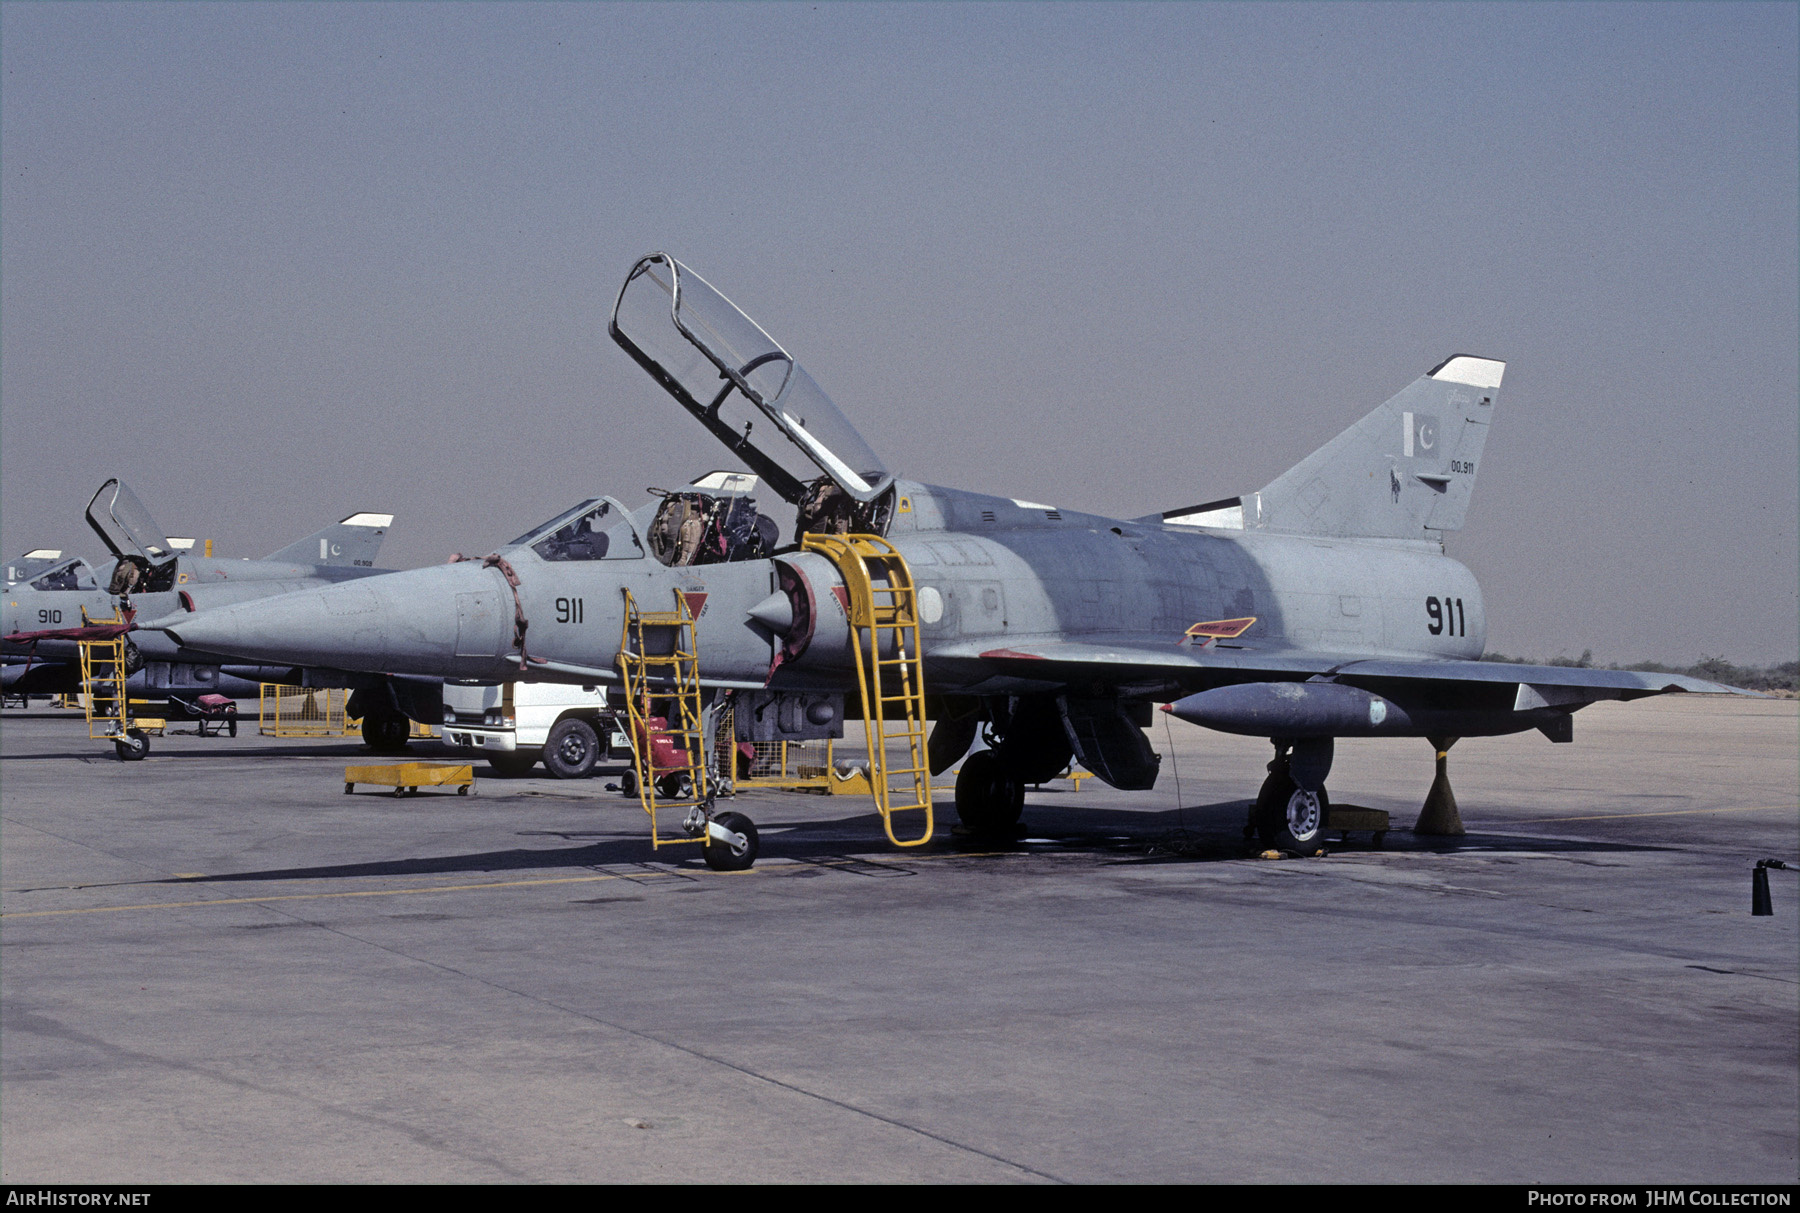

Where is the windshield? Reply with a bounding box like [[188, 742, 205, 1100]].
[[509, 498, 645, 562], [27, 557, 97, 592], [610, 254, 891, 504]]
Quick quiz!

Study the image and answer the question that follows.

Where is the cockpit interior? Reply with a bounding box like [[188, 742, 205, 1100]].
[[25, 557, 98, 593]]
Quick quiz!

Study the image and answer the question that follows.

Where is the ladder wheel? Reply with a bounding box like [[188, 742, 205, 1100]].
[[114, 730, 150, 762], [703, 811, 759, 872]]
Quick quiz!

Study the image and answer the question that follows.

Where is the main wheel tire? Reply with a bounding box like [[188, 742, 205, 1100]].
[[114, 729, 149, 761], [1277, 785, 1329, 853], [542, 718, 599, 779], [486, 751, 539, 778], [954, 750, 1024, 835], [362, 711, 410, 754], [655, 772, 693, 799], [1253, 767, 1293, 844], [703, 811, 759, 871], [1256, 768, 1329, 852]]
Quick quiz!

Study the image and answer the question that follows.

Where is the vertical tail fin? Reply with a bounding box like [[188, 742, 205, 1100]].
[[1245, 355, 1503, 541], [263, 513, 393, 568]]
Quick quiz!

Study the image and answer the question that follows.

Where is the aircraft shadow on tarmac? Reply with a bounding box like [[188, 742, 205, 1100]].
[[153, 797, 1670, 889]]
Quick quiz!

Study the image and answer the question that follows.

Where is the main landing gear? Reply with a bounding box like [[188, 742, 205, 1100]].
[[953, 750, 1024, 836], [1246, 738, 1334, 853], [1244, 734, 1467, 850], [360, 707, 411, 755], [949, 697, 1071, 838]]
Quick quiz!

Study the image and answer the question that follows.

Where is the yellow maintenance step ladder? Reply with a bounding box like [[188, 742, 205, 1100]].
[[800, 534, 933, 846], [616, 588, 713, 853], [76, 607, 145, 758]]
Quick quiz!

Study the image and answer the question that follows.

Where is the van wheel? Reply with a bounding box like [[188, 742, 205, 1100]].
[[543, 718, 599, 779]]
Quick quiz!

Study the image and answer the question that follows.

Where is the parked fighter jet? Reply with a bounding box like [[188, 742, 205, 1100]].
[[156, 253, 1740, 857], [3, 480, 433, 751]]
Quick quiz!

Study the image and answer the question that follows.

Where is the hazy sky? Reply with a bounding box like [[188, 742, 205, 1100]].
[[3, 2, 1795, 664]]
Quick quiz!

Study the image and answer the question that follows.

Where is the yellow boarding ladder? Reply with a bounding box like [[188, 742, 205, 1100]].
[[800, 534, 933, 846], [616, 588, 711, 852], [77, 607, 130, 741]]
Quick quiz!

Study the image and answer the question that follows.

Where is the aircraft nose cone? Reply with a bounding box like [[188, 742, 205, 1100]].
[[158, 562, 517, 678]]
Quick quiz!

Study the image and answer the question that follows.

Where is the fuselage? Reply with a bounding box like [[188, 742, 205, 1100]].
[[3, 556, 393, 666], [156, 479, 1486, 699]]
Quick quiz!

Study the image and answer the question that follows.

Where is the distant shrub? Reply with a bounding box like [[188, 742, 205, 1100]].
[[1480, 652, 1799, 693]]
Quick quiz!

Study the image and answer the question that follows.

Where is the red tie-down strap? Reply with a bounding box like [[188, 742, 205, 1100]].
[[450, 553, 543, 672]]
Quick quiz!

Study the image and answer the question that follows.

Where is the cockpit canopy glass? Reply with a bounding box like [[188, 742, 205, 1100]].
[[84, 479, 174, 567], [6, 550, 65, 586], [510, 499, 645, 562], [28, 557, 97, 592], [610, 254, 891, 505]]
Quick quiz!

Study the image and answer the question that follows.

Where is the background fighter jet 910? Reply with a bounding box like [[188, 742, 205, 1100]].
[[158, 253, 1743, 854], [2, 480, 433, 746]]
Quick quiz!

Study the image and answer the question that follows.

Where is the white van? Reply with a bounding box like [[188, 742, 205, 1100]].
[[441, 681, 629, 778]]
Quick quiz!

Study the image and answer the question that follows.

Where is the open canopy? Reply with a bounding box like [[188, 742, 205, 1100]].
[[609, 253, 892, 505], [85, 479, 175, 570]]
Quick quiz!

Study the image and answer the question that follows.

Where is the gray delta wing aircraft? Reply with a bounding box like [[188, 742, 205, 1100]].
[[2, 480, 428, 740], [156, 253, 1741, 858]]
